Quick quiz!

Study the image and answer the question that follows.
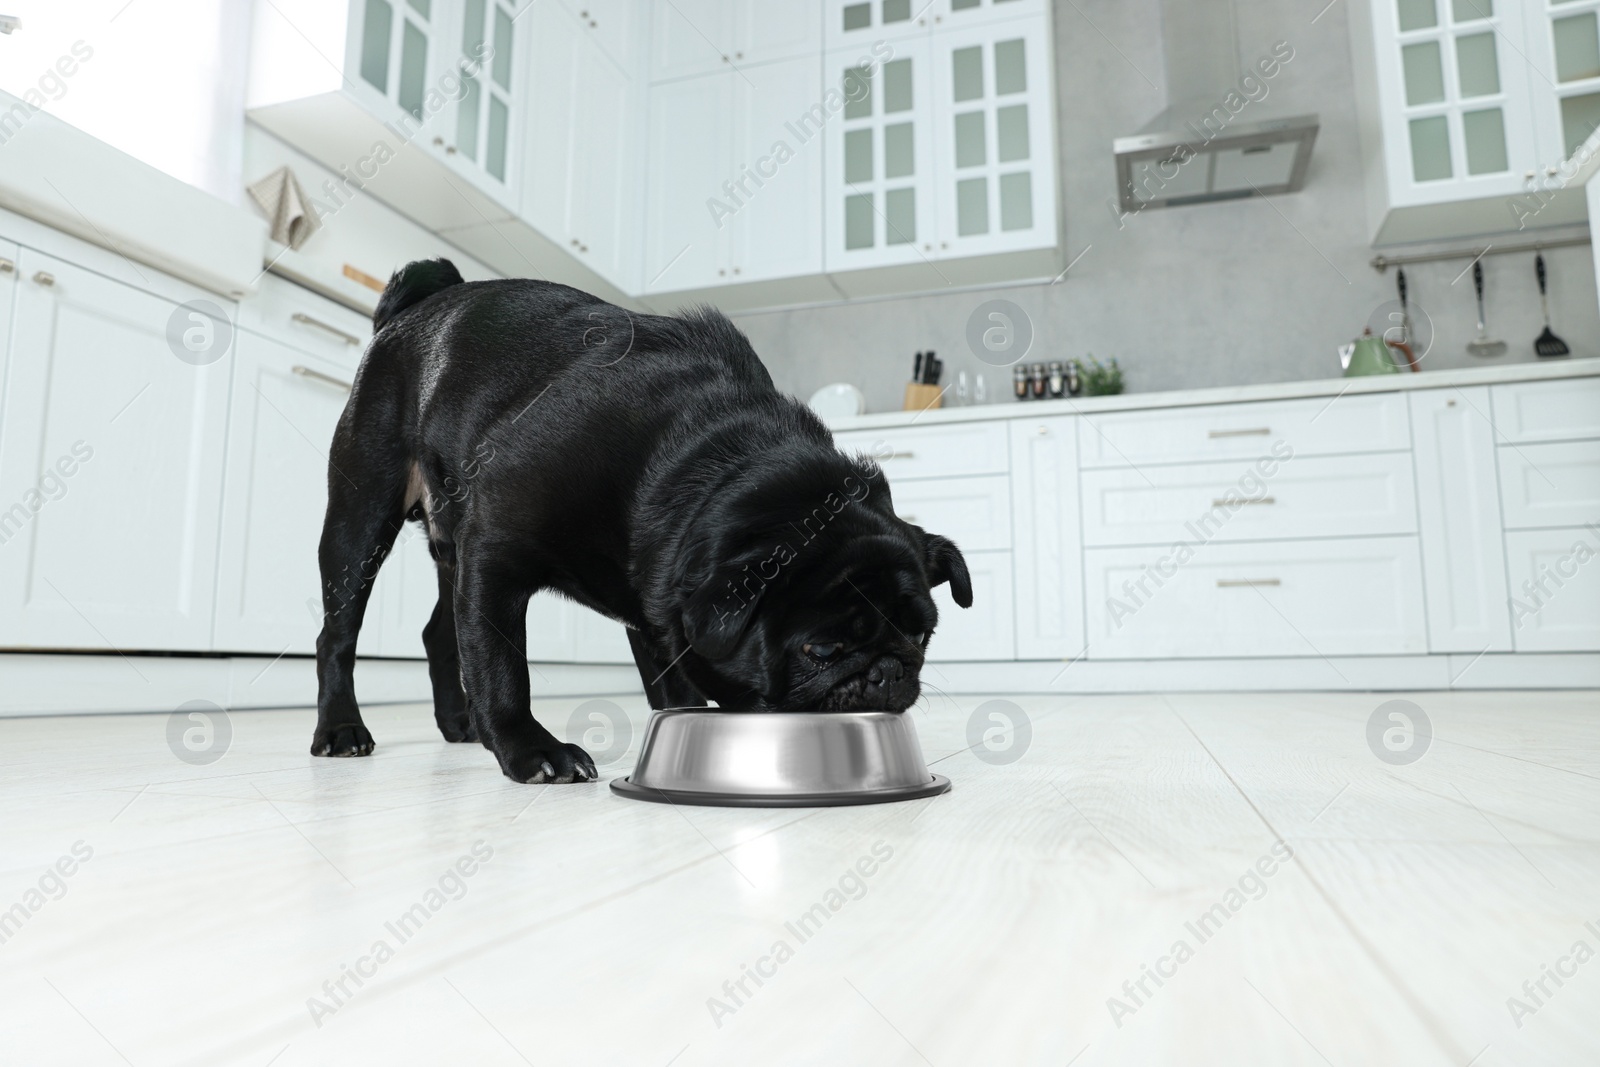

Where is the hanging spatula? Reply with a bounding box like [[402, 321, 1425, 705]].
[[1466, 260, 1506, 359], [1534, 253, 1570, 358]]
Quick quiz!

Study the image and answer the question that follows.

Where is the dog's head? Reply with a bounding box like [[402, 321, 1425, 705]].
[[670, 457, 971, 712]]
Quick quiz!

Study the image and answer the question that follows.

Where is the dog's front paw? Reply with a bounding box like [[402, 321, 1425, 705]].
[[498, 741, 597, 784], [311, 722, 375, 757]]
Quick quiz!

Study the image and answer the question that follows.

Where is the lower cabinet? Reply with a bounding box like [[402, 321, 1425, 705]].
[[1504, 528, 1600, 652], [1082, 536, 1429, 659], [926, 550, 1014, 662], [213, 335, 385, 656], [0, 249, 230, 651], [1010, 416, 1086, 660]]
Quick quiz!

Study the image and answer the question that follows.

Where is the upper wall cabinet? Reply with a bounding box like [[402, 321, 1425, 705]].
[[823, 11, 1057, 281], [1354, 0, 1600, 243], [825, 0, 1048, 48], [247, 0, 525, 227], [650, 0, 822, 82]]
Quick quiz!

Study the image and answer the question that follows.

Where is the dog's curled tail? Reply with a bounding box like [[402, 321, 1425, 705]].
[[373, 258, 465, 332]]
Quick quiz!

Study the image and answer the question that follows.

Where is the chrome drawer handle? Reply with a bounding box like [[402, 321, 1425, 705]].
[[1216, 578, 1281, 588], [897, 513, 916, 522], [292, 364, 352, 392], [0, 258, 14, 274], [1208, 427, 1270, 438], [1213, 496, 1276, 507], [291, 312, 362, 346], [33, 271, 55, 287], [883, 450, 915, 459]]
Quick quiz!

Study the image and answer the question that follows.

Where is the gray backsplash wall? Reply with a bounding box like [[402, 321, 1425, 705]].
[[732, 0, 1599, 413]]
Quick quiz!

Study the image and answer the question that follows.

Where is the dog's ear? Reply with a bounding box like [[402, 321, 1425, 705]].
[[680, 559, 768, 660], [924, 533, 973, 608]]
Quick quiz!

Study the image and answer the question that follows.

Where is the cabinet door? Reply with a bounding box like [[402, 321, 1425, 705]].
[[564, 0, 639, 71], [377, 526, 438, 658], [649, 0, 733, 81], [926, 550, 1014, 661], [527, 592, 576, 662], [824, 39, 937, 271], [1505, 527, 1600, 651], [570, 34, 639, 290], [445, 0, 522, 202], [572, 605, 634, 663], [521, 0, 582, 239], [216, 339, 353, 654], [931, 0, 1049, 28], [350, 0, 446, 126], [644, 72, 733, 292], [0, 242, 16, 407], [727, 55, 826, 283], [0, 251, 229, 651], [1009, 416, 1085, 660], [1369, 0, 1538, 205], [1408, 388, 1512, 653], [931, 15, 1056, 257], [1522, 0, 1600, 169], [735, 0, 823, 67], [825, 0, 929, 49]]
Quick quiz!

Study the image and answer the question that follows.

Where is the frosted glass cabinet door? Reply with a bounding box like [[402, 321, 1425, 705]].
[[824, 40, 936, 271], [1524, 0, 1600, 167], [352, 0, 444, 124], [931, 15, 1057, 258], [449, 0, 520, 193]]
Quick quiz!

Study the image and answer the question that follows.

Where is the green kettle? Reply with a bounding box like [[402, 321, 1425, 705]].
[[1341, 328, 1403, 377]]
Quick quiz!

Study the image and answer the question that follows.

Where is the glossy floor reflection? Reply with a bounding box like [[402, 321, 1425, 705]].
[[1, 690, 1597, 1066]]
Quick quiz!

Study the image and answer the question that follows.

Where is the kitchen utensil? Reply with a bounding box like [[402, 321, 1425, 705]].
[[807, 383, 866, 419], [610, 709, 951, 807], [955, 370, 970, 405], [925, 351, 941, 385], [1344, 328, 1402, 377], [1390, 269, 1418, 371], [1466, 260, 1507, 359], [1534, 253, 1570, 358], [913, 351, 923, 382]]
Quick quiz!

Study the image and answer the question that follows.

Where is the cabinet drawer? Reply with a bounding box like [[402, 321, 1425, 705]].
[[833, 421, 1010, 479], [1505, 528, 1600, 651], [1492, 377, 1600, 444], [1498, 440, 1600, 529], [1078, 393, 1409, 469], [886, 474, 1010, 551], [237, 274, 372, 369], [1081, 452, 1417, 547], [926, 550, 1013, 662], [1083, 536, 1426, 658]]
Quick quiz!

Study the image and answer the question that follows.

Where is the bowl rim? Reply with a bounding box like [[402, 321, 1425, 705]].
[[609, 774, 951, 808]]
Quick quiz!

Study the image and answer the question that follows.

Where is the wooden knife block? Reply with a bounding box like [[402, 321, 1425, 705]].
[[903, 382, 943, 412]]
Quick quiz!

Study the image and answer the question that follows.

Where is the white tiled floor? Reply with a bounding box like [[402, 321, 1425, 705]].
[[1, 690, 1597, 1066]]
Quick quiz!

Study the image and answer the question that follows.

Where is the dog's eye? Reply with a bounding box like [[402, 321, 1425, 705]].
[[803, 642, 841, 662], [909, 633, 926, 647]]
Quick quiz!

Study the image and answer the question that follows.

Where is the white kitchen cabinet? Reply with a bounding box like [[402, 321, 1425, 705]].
[[825, 0, 1045, 49], [1084, 537, 1429, 659], [522, 1, 639, 290], [645, 56, 825, 291], [887, 474, 1011, 552], [561, 0, 640, 72], [1409, 387, 1513, 653], [376, 528, 440, 658], [1491, 376, 1600, 443], [825, 39, 937, 270], [0, 241, 16, 405], [248, 0, 520, 226], [213, 336, 386, 657], [1009, 416, 1086, 661], [0, 250, 230, 651], [527, 592, 577, 662], [930, 15, 1057, 258], [572, 606, 635, 663], [833, 421, 1010, 479], [926, 549, 1014, 661], [1505, 527, 1600, 651], [651, 0, 821, 82], [1525, 0, 1600, 166], [1498, 438, 1600, 530]]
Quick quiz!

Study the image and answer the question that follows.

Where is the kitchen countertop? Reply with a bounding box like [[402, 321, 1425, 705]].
[[824, 357, 1600, 431]]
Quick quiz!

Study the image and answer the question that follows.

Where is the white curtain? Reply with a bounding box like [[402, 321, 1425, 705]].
[[0, 0, 251, 203]]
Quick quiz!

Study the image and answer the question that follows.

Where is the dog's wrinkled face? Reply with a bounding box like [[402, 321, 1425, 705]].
[[674, 477, 972, 712]]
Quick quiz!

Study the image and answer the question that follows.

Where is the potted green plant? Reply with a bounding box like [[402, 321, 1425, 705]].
[[1075, 356, 1123, 397]]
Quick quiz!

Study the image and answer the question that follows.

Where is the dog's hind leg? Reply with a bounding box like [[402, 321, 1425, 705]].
[[311, 443, 410, 757], [422, 555, 475, 743]]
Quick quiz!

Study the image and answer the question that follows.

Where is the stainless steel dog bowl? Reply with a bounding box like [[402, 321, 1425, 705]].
[[610, 709, 950, 807]]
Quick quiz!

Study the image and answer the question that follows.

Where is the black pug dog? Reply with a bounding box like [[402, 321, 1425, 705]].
[[313, 259, 972, 784]]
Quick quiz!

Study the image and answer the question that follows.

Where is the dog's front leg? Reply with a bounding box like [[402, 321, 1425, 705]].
[[453, 549, 597, 784]]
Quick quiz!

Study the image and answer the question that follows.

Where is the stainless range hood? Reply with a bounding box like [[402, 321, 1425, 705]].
[[1112, 0, 1318, 212]]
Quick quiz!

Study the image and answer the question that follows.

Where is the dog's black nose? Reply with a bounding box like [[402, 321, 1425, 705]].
[[866, 656, 904, 687]]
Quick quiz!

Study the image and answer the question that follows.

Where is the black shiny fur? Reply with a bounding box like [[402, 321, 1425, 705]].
[[312, 259, 972, 783]]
